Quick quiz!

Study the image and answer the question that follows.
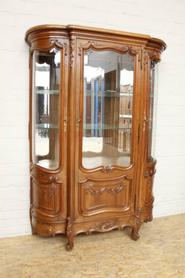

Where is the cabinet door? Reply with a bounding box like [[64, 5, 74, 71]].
[[32, 49, 61, 169], [30, 41, 68, 222], [71, 39, 142, 221]]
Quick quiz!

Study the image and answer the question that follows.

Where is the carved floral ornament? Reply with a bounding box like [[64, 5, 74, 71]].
[[84, 183, 125, 195]]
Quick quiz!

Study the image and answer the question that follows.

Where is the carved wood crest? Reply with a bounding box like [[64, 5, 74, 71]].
[[78, 40, 140, 56]]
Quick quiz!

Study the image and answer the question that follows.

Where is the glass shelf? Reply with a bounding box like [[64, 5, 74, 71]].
[[37, 159, 59, 170], [85, 90, 133, 97], [83, 125, 131, 131], [36, 89, 59, 95], [119, 114, 132, 119], [36, 123, 59, 129], [104, 90, 133, 97]]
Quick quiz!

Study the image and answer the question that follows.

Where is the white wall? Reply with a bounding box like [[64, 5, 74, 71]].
[[0, 0, 185, 237]]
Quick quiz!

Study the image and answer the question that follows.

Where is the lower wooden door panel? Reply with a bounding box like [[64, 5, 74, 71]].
[[30, 165, 67, 236], [31, 179, 65, 220], [78, 177, 133, 217]]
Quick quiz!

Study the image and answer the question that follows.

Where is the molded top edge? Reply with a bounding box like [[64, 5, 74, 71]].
[[25, 24, 166, 50]]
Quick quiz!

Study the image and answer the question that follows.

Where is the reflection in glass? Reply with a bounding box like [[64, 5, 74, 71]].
[[83, 50, 134, 169], [32, 49, 61, 169]]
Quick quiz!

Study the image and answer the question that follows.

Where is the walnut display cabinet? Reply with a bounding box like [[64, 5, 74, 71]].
[[25, 25, 166, 250]]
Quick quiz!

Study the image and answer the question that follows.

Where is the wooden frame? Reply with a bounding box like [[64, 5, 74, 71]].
[[25, 25, 166, 250]]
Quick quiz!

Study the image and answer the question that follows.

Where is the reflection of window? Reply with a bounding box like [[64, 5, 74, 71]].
[[36, 62, 50, 88], [120, 69, 133, 86]]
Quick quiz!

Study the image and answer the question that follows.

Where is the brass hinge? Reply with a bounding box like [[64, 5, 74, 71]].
[[137, 124, 140, 144], [134, 193, 137, 211]]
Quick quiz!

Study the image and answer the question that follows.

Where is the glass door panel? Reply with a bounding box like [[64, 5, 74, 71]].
[[32, 49, 61, 169], [82, 50, 134, 169]]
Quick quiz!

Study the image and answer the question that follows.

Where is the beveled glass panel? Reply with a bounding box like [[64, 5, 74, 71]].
[[32, 49, 61, 169], [82, 50, 134, 169]]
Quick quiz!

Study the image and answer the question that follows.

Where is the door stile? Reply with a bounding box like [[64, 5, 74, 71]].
[[135, 49, 151, 218], [131, 48, 144, 217], [67, 35, 79, 225]]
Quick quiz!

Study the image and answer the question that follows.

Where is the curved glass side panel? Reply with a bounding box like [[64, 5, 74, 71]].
[[148, 61, 155, 159], [32, 49, 61, 169], [82, 50, 134, 169]]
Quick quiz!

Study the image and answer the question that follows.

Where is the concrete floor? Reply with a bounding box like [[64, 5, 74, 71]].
[[0, 214, 185, 278]]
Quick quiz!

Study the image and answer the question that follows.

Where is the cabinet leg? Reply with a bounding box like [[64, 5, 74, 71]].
[[66, 217, 74, 251], [31, 223, 37, 235], [131, 226, 140, 241], [32, 228, 37, 235], [66, 240, 74, 251]]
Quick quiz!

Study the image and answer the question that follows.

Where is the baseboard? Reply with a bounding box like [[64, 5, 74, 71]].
[[153, 198, 185, 218]]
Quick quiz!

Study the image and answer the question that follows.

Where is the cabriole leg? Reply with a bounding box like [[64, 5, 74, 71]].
[[131, 225, 140, 241], [66, 217, 74, 251]]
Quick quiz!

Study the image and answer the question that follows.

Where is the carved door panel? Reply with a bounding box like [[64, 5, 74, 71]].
[[71, 38, 142, 221]]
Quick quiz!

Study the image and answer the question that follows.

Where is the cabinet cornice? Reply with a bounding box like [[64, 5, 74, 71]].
[[25, 24, 166, 53]]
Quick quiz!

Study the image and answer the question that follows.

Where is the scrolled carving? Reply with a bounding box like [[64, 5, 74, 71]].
[[147, 49, 161, 63], [79, 172, 130, 184], [94, 220, 118, 232], [84, 183, 124, 195], [49, 175, 62, 184], [80, 40, 102, 50], [31, 171, 63, 184], [144, 168, 156, 178], [128, 46, 139, 56], [49, 39, 67, 55], [78, 47, 82, 56], [66, 217, 74, 250], [143, 51, 149, 67], [130, 208, 142, 240], [79, 40, 139, 56], [69, 39, 75, 67], [66, 217, 73, 235]]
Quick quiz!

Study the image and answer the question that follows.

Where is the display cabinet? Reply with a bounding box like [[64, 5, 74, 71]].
[[25, 25, 166, 250]]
